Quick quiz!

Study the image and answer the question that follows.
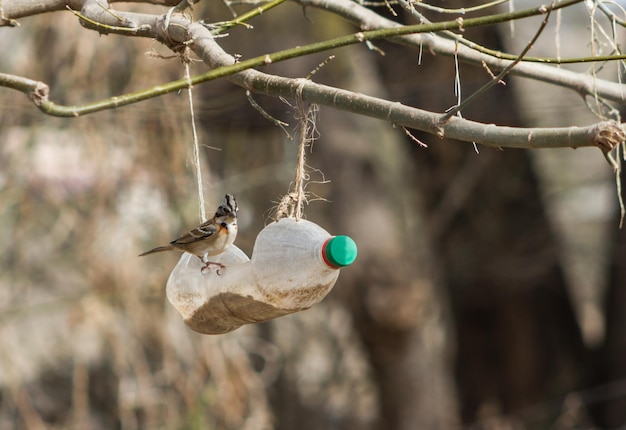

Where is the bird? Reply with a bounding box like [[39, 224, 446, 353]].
[[139, 194, 238, 273]]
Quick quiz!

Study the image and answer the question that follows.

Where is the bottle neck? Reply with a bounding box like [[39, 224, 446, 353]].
[[321, 237, 340, 269]]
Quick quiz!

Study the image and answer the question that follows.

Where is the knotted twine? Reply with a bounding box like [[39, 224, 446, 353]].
[[274, 82, 319, 221]]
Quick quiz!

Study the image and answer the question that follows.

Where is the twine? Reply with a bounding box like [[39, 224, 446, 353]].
[[275, 81, 318, 221], [183, 51, 207, 222]]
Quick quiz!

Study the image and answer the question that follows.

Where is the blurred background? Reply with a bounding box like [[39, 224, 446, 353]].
[[1, 0, 625, 428]]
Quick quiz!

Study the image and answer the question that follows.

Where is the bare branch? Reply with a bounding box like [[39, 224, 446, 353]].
[[0, 0, 177, 23], [297, 0, 626, 104], [0, 0, 623, 152], [184, 20, 626, 150], [2, 1, 624, 151]]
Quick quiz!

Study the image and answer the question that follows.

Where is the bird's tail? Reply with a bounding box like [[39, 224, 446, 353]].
[[138, 245, 172, 257]]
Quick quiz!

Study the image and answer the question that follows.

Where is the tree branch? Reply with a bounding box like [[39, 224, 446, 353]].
[[3, 0, 624, 106], [184, 18, 626, 151], [0, 0, 177, 22], [1, 0, 625, 152], [297, 0, 626, 104]]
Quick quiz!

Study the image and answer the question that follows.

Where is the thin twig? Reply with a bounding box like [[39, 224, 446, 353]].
[[211, 0, 287, 33], [617, 154, 625, 228], [305, 55, 336, 80], [65, 5, 139, 33], [401, 126, 427, 147], [246, 90, 292, 138], [412, 0, 509, 14], [440, 2, 554, 123]]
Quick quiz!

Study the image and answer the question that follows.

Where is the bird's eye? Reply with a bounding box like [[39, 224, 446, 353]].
[[220, 222, 227, 228]]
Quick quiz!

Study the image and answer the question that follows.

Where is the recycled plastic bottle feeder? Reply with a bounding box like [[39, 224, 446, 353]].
[[166, 217, 358, 334]]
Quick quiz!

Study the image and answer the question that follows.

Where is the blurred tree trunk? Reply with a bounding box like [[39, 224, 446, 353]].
[[318, 84, 460, 429], [301, 16, 461, 428], [372, 5, 588, 427], [594, 165, 626, 427]]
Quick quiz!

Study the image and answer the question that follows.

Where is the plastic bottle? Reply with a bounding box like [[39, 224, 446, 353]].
[[166, 218, 357, 334]]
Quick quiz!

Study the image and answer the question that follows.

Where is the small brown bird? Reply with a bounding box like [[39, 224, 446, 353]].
[[139, 194, 238, 273]]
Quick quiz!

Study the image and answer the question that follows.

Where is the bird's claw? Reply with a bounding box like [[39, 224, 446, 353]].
[[200, 261, 225, 276]]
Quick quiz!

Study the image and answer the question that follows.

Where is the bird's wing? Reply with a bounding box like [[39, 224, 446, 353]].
[[170, 221, 218, 245]]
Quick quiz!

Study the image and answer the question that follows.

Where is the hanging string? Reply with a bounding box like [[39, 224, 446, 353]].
[[183, 50, 207, 222], [275, 80, 318, 221], [292, 104, 308, 220]]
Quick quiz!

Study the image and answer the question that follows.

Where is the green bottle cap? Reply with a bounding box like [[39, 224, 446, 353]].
[[323, 236, 357, 268]]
